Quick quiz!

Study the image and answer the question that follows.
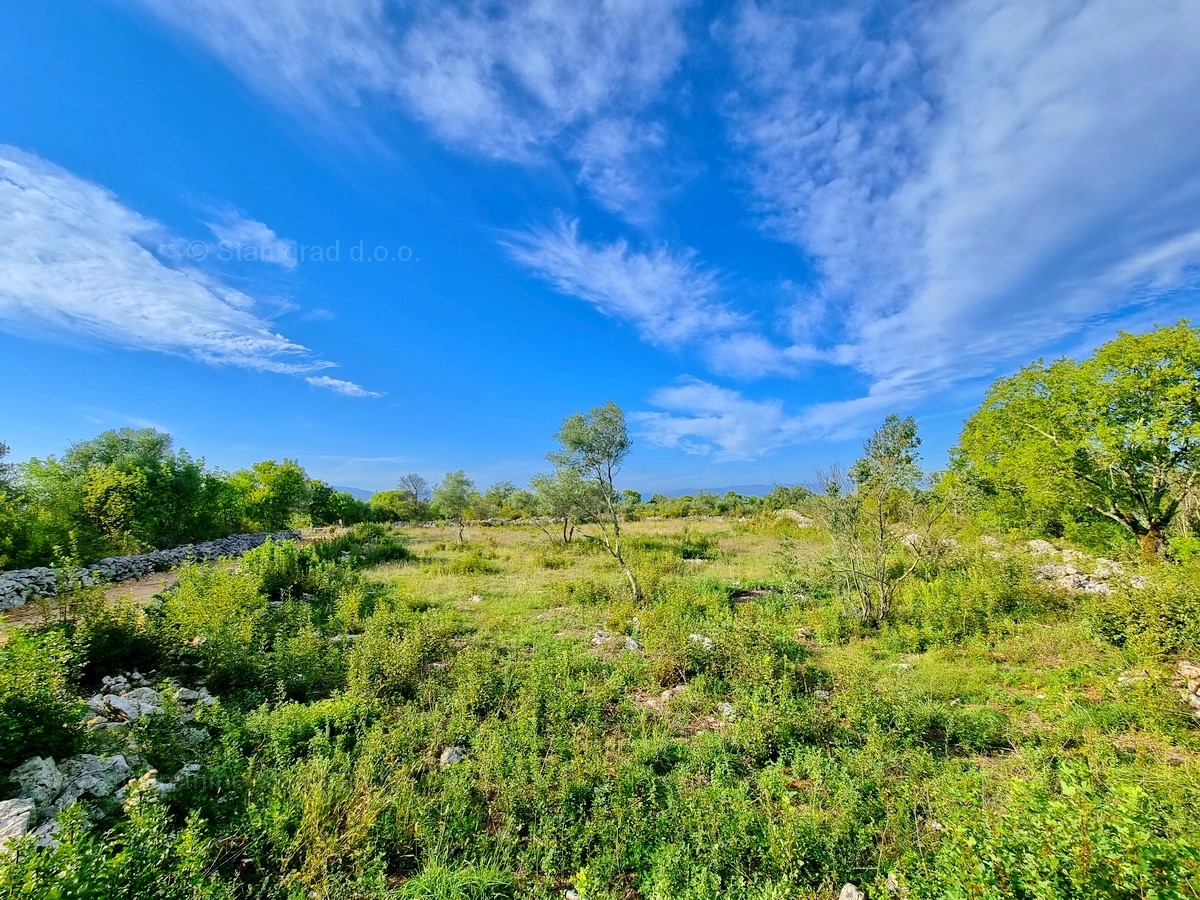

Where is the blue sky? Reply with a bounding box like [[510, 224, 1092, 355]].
[[2, 1, 1199, 493]]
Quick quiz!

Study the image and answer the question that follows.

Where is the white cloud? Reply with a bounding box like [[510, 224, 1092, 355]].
[[635, 378, 808, 460], [503, 216, 741, 346], [725, 0, 1200, 432], [305, 375, 383, 398], [205, 209, 297, 267], [132, 0, 689, 216], [0, 146, 364, 389]]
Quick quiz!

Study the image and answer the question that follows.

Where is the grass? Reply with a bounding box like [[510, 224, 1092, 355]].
[[1, 518, 1197, 898]]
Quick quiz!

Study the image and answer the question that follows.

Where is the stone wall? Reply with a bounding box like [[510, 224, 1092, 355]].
[[0, 531, 299, 611]]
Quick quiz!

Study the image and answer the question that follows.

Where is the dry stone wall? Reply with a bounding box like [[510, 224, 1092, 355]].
[[0, 531, 299, 610]]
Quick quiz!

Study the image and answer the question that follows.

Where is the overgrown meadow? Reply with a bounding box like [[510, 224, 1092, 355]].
[[1, 516, 1197, 899]]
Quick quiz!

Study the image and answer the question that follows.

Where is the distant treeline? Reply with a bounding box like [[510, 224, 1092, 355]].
[[0, 428, 811, 571], [0, 429, 384, 570]]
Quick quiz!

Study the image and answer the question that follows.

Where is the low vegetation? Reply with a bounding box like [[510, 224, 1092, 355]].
[[0, 322, 1197, 897]]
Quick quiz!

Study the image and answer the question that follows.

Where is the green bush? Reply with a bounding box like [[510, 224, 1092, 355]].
[[0, 630, 80, 768], [157, 564, 267, 693], [71, 598, 161, 684], [1083, 563, 1200, 657], [908, 767, 1200, 899], [311, 523, 411, 568], [0, 798, 232, 900], [240, 537, 310, 601]]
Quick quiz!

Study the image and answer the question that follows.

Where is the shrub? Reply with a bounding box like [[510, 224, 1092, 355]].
[[157, 564, 267, 693], [70, 597, 161, 684], [239, 537, 311, 601], [0, 630, 80, 768], [432, 545, 499, 576], [908, 767, 1200, 899], [311, 523, 411, 568], [1083, 562, 1200, 657]]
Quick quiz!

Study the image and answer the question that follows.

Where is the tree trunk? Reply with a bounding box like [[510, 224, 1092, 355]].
[[1139, 526, 1166, 561]]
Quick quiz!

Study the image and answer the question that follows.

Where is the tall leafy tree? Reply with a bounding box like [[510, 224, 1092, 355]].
[[230, 459, 312, 531], [819, 414, 927, 626], [549, 401, 638, 599], [956, 321, 1200, 558], [432, 470, 477, 543]]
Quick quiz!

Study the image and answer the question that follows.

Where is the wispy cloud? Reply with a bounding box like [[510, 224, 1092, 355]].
[[133, 0, 689, 219], [204, 208, 297, 267], [504, 216, 741, 346], [0, 146, 375, 395], [722, 0, 1200, 432], [635, 378, 807, 461], [305, 375, 383, 398]]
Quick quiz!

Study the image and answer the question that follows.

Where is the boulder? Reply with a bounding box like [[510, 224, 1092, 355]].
[[10, 757, 64, 808], [0, 799, 34, 851]]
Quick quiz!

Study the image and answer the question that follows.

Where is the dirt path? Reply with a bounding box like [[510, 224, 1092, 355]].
[[0, 527, 348, 637], [0, 570, 180, 633]]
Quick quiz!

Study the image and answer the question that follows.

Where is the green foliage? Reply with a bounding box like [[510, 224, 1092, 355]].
[[310, 522, 412, 568], [0, 630, 80, 768], [0, 801, 232, 900], [956, 320, 1200, 558], [158, 564, 268, 693], [228, 458, 312, 531], [1083, 562, 1200, 657], [909, 768, 1200, 899], [433, 470, 480, 541], [71, 597, 162, 684]]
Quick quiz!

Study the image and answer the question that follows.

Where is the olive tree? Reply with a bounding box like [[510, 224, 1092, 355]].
[[818, 414, 929, 626], [530, 468, 598, 545], [549, 401, 639, 599], [956, 321, 1200, 559], [432, 470, 477, 543]]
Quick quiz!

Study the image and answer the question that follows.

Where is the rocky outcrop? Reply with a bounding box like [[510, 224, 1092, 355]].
[[5, 673, 214, 849], [1026, 541, 1148, 594], [0, 531, 299, 610], [0, 798, 34, 853], [1178, 661, 1200, 720]]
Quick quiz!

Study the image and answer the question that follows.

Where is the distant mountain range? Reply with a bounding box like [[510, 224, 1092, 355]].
[[332, 485, 375, 501], [655, 484, 813, 498], [330, 484, 813, 501]]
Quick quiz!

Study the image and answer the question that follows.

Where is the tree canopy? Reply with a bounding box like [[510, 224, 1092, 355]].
[[954, 320, 1200, 557]]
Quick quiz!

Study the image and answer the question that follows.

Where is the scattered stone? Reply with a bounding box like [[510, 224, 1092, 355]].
[[717, 702, 736, 721], [1026, 539, 1058, 556], [0, 799, 34, 851], [688, 633, 714, 651], [892, 663, 914, 672], [839, 884, 866, 900], [623, 637, 643, 652], [1177, 661, 1200, 719], [439, 746, 468, 768], [813, 689, 832, 700], [886, 872, 902, 895], [591, 630, 609, 647], [468, 594, 483, 603]]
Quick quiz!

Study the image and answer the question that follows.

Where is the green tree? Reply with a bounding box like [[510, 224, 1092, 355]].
[[531, 468, 598, 545], [231, 459, 312, 531], [309, 481, 371, 526], [956, 321, 1200, 558], [432, 470, 477, 543], [819, 414, 928, 626], [549, 401, 639, 600]]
